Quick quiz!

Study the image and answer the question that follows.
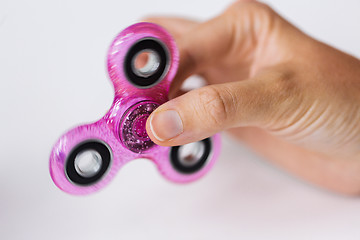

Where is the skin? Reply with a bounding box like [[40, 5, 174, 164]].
[[144, 0, 360, 195]]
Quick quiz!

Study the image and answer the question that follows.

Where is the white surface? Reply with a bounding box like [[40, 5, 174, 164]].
[[1, 0, 360, 239]]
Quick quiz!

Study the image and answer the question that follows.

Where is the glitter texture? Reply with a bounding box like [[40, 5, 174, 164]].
[[120, 101, 159, 153]]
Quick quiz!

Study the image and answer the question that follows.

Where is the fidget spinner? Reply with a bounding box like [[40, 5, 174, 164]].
[[49, 23, 221, 195]]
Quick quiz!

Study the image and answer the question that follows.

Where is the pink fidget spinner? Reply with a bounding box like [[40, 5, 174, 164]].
[[49, 23, 221, 195]]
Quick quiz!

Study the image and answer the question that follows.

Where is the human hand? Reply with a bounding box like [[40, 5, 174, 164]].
[[144, 0, 360, 194]]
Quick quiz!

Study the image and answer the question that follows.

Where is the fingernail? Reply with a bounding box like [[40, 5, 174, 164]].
[[149, 110, 183, 141]]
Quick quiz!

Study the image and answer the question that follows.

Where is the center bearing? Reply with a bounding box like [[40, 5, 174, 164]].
[[120, 101, 159, 153]]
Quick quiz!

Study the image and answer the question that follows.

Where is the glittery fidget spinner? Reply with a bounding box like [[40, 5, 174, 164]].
[[49, 23, 221, 195]]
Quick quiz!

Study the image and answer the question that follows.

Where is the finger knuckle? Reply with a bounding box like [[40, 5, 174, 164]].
[[196, 86, 229, 128], [224, 1, 279, 38], [226, 1, 276, 18]]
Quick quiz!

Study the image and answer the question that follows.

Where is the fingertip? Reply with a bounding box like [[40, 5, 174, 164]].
[[146, 108, 184, 143], [146, 113, 166, 146], [146, 112, 179, 147]]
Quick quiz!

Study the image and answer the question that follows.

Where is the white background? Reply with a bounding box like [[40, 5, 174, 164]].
[[1, 0, 360, 239]]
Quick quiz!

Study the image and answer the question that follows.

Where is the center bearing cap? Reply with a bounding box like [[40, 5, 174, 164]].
[[120, 101, 159, 153]]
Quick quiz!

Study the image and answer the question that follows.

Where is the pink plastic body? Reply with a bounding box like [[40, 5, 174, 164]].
[[49, 23, 221, 195]]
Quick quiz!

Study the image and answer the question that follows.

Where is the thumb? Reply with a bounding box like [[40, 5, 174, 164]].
[[146, 70, 296, 146]]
